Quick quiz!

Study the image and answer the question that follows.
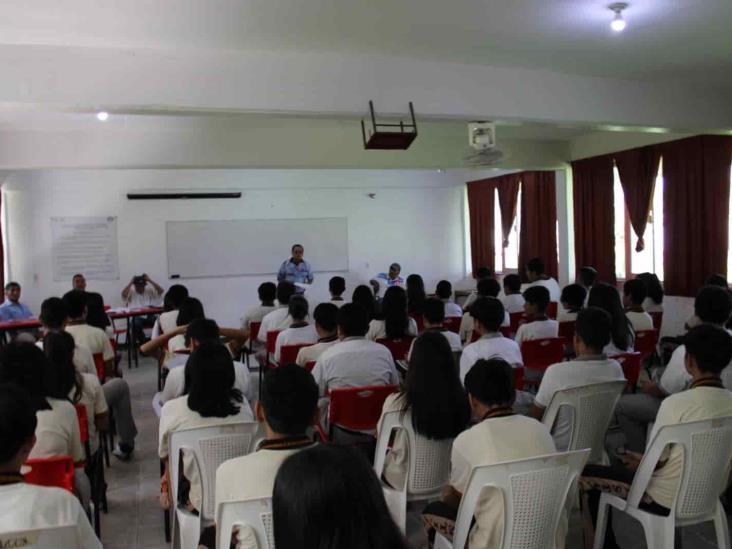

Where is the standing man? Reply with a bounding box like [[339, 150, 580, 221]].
[[375, 263, 404, 288], [0, 282, 33, 321], [277, 244, 314, 288], [121, 274, 164, 344], [72, 273, 87, 291]]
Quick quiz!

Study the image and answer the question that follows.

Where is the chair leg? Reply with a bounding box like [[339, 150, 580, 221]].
[[714, 504, 731, 549], [640, 515, 675, 549], [592, 497, 610, 549]]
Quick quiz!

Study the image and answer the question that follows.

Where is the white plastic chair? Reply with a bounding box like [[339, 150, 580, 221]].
[[542, 380, 626, 464], [593, 417, 732, 549], [434, 449, 590, 549], [0, 525, 101, 549], [216, 497, 275, 549], [169, 422, 262, 549], [152, 392, 164, 418], [373, 410, 454, 533]]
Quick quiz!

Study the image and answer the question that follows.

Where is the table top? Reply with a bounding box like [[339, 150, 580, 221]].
[[108, 307, 163, 319], [0, 318, 42, 330]]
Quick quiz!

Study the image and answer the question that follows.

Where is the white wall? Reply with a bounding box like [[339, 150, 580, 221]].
[[3, 169, 483, 326]]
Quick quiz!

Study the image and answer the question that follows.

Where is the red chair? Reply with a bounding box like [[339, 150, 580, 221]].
[[470, 330, 480, 343], [304, 361, 316, 372], [280, 343, 314, 365], [327, 384, 399, 437], [499, 326, 513, 338], [249, 321, 262, 347], [443, 317, 462, 334], [410, 314, 425, 334], [649, 311, 663, 331], [611, 352, 642, 391], [520, 338, 565, 373], [634, 329, 659, 361], [558, 321, 576, 344], [265, 330, 281, 367], [24, 456, 75, 492], [93, 352, 105, 383], [547, 302, 559, 319], [513, 366, 525, 391], [376, 337, 416, 362], [74, 403, 90, 455], [509, 312, 525, 334]]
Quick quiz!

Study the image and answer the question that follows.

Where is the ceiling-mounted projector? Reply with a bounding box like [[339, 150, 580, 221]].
[[468, 121, 496, 150]]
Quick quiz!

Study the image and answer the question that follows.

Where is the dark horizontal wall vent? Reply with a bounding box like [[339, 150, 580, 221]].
[[127, 192, 242, 200]]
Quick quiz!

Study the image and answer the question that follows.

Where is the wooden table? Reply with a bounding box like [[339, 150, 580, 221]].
[[108, 307, 163, 368]]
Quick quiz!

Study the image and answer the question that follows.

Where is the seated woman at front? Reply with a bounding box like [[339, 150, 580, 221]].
[[158, 342, 253, 516], [377, 330, 470, 489], [366, 286, 417, 340], [636, 272, 664, 313], [588, 283, 634, 355], [514, 286, 558, 345], [558, 283, 586, 322]]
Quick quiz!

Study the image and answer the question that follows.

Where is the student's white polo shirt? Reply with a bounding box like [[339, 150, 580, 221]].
[[257, 307, 292, 343], [30, 398, 84, 464], [514, 319, 559, 345], [160, 360, 251, 405], [274, 324, 318, 362], [365, 318, 418, 341], [295, 339, 338, 366], [65, 324, 114, 361], [525, 277, 561, 302], [459, 333, 523, 383], [626, 311, 654, 332], [501, 294, 526, 314]]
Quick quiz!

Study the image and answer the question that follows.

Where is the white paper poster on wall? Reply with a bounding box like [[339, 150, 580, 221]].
[[51, 216, 119, 281]]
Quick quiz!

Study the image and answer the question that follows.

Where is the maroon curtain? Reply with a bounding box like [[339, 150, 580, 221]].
[[615, 146, 662, 253], [571, 155, 616, 285], [466, 178, 496, 275], [518, 171, 558, 281], [662, 135, 732, 296], [494, 173, 522, 248]]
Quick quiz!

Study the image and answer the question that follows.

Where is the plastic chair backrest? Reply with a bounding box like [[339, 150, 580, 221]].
[[265, 331, 280, 354], [279, 344, 313, 365], [649, 311, 663, 331], [375, 337, 415, 361], [558, 321, 576, 342], [304, 361, 316, 372], [634, 329, 658, 359], [0, 526, 90, 549], [542, 381, 626, 463], [520, 338, 565, 372], [609, 353, 642, 390], [470, 330, 480, 343], [513, 366, 525, 391], [509, 312, 524, 333], [410, 314, 425, 333], [627, 416, 732, 520], [451, 449, 590, 549], [374, 411, 454, 496], [249, 321, 262, 342], [443, 317, 462, 334], [328, 385, 399, 432], [547, 301, 559, 319], [92, 353, 105, 382], [169, 422, 261, 520], [216, 497, 274, 549], [498, 326, 512, 338], [74, 403, 89, 444], [24, 456, 75, 492]]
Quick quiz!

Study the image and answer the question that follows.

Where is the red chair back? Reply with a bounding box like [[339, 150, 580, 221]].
[[443, 317, 462, 334], [328, 385, 399, 432], [547, 302, 559, 319], [249, 321, 262, 342], [610, 352, 642, 391], [470, 330, 480, 343], [280, 343, 313, 365], [92, 353, 105, 382], [304, 361, 316, 372], [558, 321, 576, 343], [509, 312, 525, 333], [499, 326, 513, 338], [520, 338, 565, 372], [513, 366, 525, 390], [266, 331, 280, 354], [634, 329, 658, 360], [375, 337, 416, 361], [24, 456, 75, 492], [74, 403, 89, 444], [410, 314, 425, 334], [649, 311, 663, 331]]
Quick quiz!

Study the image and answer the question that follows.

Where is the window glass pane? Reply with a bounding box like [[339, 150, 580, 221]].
[[629, 163, 664, 278], [505, 187, 520, 270], [613, 167, 627, 280], [494, 189, 503, 273]]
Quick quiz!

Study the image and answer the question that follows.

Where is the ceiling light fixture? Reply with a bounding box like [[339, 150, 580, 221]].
[[96, 111, 109, 121], [609, 2, 628, 32]]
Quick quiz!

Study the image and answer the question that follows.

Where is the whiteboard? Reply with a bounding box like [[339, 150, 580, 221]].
[[51, 216, 119, 281], [166, 217, 349, 279]]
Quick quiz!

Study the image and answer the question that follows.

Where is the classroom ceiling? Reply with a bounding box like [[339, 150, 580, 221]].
[[0, 0, 731, 86]]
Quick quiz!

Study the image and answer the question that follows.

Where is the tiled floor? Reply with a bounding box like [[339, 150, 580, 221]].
[[99, 354, 731, 549]]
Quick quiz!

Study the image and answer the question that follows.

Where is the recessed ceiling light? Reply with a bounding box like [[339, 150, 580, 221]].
[[96, 111, 109, 121], [609, 2, 628, 32]]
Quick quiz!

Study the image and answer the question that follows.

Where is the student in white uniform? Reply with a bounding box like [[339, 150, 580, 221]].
[[311, 303, 399, 398], [524, 257, 561, 302], [84, 292, 114, 338], [581, 324, 732, 548], [0, 384, 101, 549], [366, 286, 418, 341], [158, 342, 254, 516], [406, 273, 427, 317], [436, 280, 463, 318], [352, 284, 378, 322], [500, 273, 526, 314], [459, 278, 509, 343], [165, 297, 205, 353], [215, 364, 318, 549], [461, 267, 493, 311], [241, 282, 277, 334], [578, 266, 597, 306], [152, 284, 189, 338], [274, 296, 318, 363], [530, 307, 625, 450], [257, 282, 297, 344], [160, 319, 251, 405], [422, 359, 560, 548], [39, 297, 96, 377], [616, 285, 732, 452], [636, 272, 664, 313], [514, 286, 559, 345], [558, 283, 586, 322], [121, 274, 164, 344], [408, 298, 463, 357], [328, 276, 347, 307], [623, 279, 654, 332], [296, 303, 339, 367], [587, 283, 634, 355], [378, 331, 470, 489], [460, 297, 523, 383]]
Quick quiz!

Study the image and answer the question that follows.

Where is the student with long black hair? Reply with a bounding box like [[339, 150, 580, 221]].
[[351, 285, 377, 321], [153, 284, 189, 338], [84, 292, 113, 337], [406, 273, 427, 316], [273, 445, 408, 549], [366, 286, 417, 340], [587, 283, 634, 354], [636, 272, 664, 313], [377, 330, 469, 488]]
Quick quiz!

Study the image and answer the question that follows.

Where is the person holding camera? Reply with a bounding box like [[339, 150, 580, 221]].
[[121, 273, 164, 344]]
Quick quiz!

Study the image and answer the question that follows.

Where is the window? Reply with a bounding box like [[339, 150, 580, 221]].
[[494, 187, 520, 273], [613, 162, 664, 280]]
